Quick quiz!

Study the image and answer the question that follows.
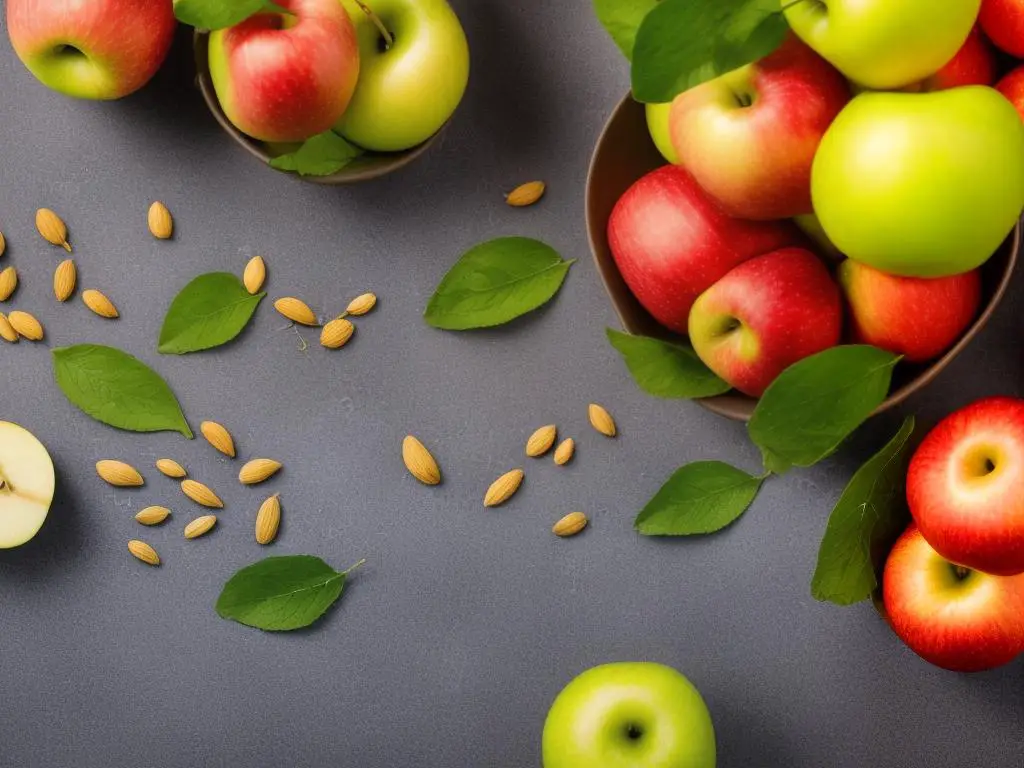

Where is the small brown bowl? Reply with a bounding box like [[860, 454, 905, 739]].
[[193, 31, 444, 184], [586, 92, 1021, 422]]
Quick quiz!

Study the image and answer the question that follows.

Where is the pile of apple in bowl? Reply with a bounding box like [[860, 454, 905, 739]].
[[588, 1, 1024, 421]]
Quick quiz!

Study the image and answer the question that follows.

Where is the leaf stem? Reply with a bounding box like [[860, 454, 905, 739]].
[[342, 558, 367, 576], [779, 0, 811, 11], [354, 1, 393, 49]]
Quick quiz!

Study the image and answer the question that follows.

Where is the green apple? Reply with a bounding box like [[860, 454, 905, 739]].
[[793, 213, 843, 262], [542, 662, 716, 768], [784, 0, 981, 90], [812, 87, 1024, 277], [0, 422, 56, 549], [646, 101, 680, 165], [336, 0, 469, 152]]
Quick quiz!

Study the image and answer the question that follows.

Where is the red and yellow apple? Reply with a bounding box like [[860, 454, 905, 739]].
[[607, 166, 801, 335], [688, 248, 842, 397], [980, 0, 1024, 57], [837, 260, 981, 362], [996, 66, 1024, 120], [208, 0, 360, 143]]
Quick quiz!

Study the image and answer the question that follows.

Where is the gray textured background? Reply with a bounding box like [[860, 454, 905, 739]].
[[2, 3, 1023, 766]]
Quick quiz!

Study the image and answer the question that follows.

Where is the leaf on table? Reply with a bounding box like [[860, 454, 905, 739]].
[[811, 417, 916, 606], [592, 0, 660, 60], [747, 345, 901, 474], [52, 345, 193, 438], [634, 460, 765, 535], [606, 328, 731, 399], [269, 131, 364, 177], [158, 272, 265, 354], [174, 0, 268, 30], [424, 237, 574, 330]]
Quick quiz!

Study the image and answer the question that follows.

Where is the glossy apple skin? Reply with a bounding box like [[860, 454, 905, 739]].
[[688, 248, 842, 397], [669, 37, 850, 220], [209, 0, 360, 143], [812, 87, 1024, 278], [607, 166, 802, 335], [6, 0, 175, 100], [980, 0, 1024, 56], [996, 65, 1024, 120], [838, 260, 981, 362], [784, 0, 980, 90], [883, 524, 1024, 672], [646, 101, 680, 165], [335, 0, 469, 151], [541, 662, 716, 768], [922, 26, 998, 90], [907, 397, 1024, 576]]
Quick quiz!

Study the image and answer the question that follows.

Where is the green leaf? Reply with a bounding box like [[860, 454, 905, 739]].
[[424, 237, 574, 330], [52, 345, 192, 438], [174, 0, 267, 30], [631, 0, 789, 103], [748, 345, 901, 474], [216, 555, 363, 631], [811, 417, 916, 606], [593, 0, 660, 60], [158, 272, 265, 355], [269, 131, 364, 177], [634, 461, 765, 535], [606, 328, 731, 399]]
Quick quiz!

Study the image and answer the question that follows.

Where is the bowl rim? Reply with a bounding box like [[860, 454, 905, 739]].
[[191, 29, 445, 185], [586, 91, 1021, 423]]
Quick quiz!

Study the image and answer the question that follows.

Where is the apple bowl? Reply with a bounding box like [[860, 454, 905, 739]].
[[586, 92, 1020, 422], [193, 31, 445, 185]]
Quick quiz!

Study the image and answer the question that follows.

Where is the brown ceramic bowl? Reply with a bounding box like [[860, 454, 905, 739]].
[[193, 31, 445, 184], [586, 92, 1021, 422]]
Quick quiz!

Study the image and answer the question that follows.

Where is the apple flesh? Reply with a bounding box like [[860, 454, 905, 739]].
[[607, 166, 802, 335], [0, 422, 56, 549], [838, 260, 981, 362], [542, 661, 716, 768], [209, 0, 360, 143], [646, 101, 680, 165], [669, 37, 850, 220], [980, 0, 1024, 57], [907, 396, 1024, 576], [996, 65, 1024, 121], [883, 524, 1024, 672], [6, 0, 176, 100], [335, 0, 469, 152], [688, 248, 842, 398]]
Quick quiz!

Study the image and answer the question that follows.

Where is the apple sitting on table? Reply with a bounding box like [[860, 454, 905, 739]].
[[668, 37, 849, 221], [980, 0, 1024, 57], [783, 0, 980, 90], [882, 524, 1024, 672], [837, 260, 981, 363], [208, 0, 360, 143], [0, 422, 56, 549], [607, 166, 801, 335], [919, 26, 997, 91], [906, 396, 1024, 576], [542, 661, 716, 768], [6, 0, 176, 100], [335, 0, 469, 152], [688, 248, 842, 398], [646, 101, 680, 165], [812, 87, 1024, 278], [996, 66, 1024, 120]]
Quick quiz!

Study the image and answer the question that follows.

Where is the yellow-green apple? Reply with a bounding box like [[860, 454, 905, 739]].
[[6, 0, 176, 100], [646, 101, 680, 165], [794, 212, 843, 262], [996, 66, 1024, 120], [688, 248, 842, 397], [920, 26, 997, 91], [335, 0, 469, 152], [783, 0, 980, 90], [209, 0, 360, 143], [882, 524, 1024, 672], [0, 422, 56, 549], [838, 260, 981, 362], [812, 87, 1024, 278], [668, 37, 849, 220], [607, 166, 802, 335], [542, 662, 716, 768], [980, 0, 1024, 56], [907, 396, 1024, 576]]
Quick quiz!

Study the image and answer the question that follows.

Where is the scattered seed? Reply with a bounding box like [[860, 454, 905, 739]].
[[148, 201, 173, 239], [243, 256, 266, 294], [53, 259, 77, 302], [155, 458, 187, 478], [238, 458, 282, 485], [526, 425, 557, 457], [200, 420, 236, 457], [184, 514, 218, 540], [274, 297, 318, 326], [180, 479, 223, 508], [505, 181, 546, 207], [484, 469, 524, 507], [7, 310, 43, 341], [96, 460, 145, 487], [320, 317, 355, 349], [0, 313, 17, 343], [553, 438, 575, 466], [0, 266, 18, 301], [82, 289, 119, 319], [345, 292, 377, 316], [588, 403, 617, 437], [128, 540, 160, 566], [0, 231, 5, 258], [402, 435, 441, 485], [135, 506, 171, 526], [552, 511, 588, 537], [255, 494, 281, 545], [36, 208, 71, 251]]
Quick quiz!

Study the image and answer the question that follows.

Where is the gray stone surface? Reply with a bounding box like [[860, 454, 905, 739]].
[[2, 4, 1023, 766]]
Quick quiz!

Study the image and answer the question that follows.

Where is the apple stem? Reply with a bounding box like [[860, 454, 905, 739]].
[[779, 0, 812, 11], [354, 1, 394, 50], [342, 558, 367, 576]]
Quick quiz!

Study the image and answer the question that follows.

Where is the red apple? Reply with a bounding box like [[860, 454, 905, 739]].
[[980, 0, 1024, 57], [882, 524, 1024, 672], [996, 65, 1024, 121], [607, 166, 802, 335], [668, 36, 850, 220], [6, 0, 176, 100], [921, 26, 998, 90], [688, 248, 842, 397], [837, 260, 981, 362], [208, 0, 360, 143], [907, 396, 1024, 576]]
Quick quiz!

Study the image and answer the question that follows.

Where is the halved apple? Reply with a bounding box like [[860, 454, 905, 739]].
[[0, 421, 56, 548]]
